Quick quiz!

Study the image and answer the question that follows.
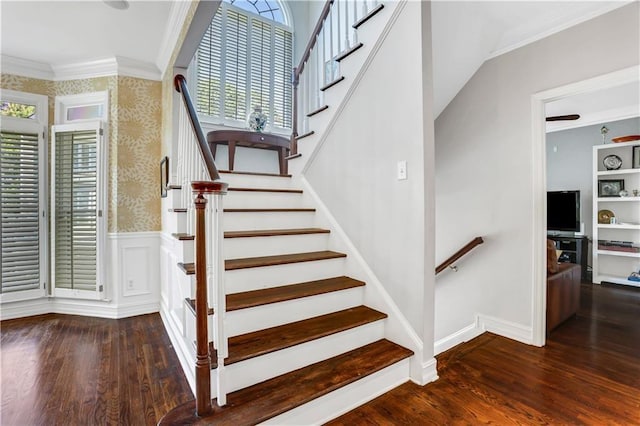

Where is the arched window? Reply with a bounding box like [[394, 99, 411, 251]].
[[195, 0, 293, 131]]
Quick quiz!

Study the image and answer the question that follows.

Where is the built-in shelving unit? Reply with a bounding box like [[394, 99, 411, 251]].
[[593, 140, 640, 287]]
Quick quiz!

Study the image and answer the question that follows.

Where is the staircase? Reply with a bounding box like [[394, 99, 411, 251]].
[[161, 170, 414, 424], [159, 1, 419, 424]]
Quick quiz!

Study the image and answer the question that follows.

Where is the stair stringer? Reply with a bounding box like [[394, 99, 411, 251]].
[[288, 0, 406, 176], [296, 175, 436, 385]]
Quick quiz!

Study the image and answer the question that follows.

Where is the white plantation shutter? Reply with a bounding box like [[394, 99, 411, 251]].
[[273, 27, 292, 128], [196, 2, 292, 130], [250, 19, 272, 119], [51, 122, 103, 299], [197, 11, 223, 117], [0, 126, 45, 294], [224, 9, 249, 120]]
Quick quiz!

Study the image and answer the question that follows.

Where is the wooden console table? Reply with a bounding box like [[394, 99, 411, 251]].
[[206, 130, 290, 175]]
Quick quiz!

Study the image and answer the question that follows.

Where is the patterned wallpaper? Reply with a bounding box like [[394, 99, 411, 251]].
[[0, 74, 162, 233]]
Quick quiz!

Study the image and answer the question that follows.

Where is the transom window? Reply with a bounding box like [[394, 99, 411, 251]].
[[195, 0, 293, 132]]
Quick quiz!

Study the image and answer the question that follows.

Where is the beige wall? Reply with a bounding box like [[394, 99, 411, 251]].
[[1, 74, 162, 233]]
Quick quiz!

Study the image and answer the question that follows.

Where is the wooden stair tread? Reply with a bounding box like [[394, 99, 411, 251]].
[[185, 276, 364, 316], [185, 298, 214, 315], [285, 153, 302, 160], [320, 76, 345, 91], [160, 339, 412, 425], [353, 3, 384, 29], [228, 187, 303, 194], [336, 42, 364, 62], [172, 233, 194, 241], [213, 306, 387, 367], [224, 207, 315, 212], [228, 276, 365, 311], [224, 227, 329, 238], [177, 262, 194, 275], [225, 250, 346, 270], [219, 170, 292, 178], [295, 130, 315, 140], [307, 105, 329, 117]]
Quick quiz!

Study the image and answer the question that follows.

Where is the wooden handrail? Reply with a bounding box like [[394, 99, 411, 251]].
[[436, 237, 484, 275], [174, 74, 221, 181], [293, 0, 334, 83]]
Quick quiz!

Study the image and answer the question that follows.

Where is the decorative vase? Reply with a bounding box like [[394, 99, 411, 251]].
[[248, 106, 267, 132]]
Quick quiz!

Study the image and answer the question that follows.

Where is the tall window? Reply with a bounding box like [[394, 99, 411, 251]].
[[196, 0, 293, 131], [0, 90, 48, 301]]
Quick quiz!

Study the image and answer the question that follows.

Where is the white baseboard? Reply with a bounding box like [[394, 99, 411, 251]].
[[0, 298, 50, 321], [419, 357, 439, 385], [434, 322, 483, 355], [477, 314, 533, 345]]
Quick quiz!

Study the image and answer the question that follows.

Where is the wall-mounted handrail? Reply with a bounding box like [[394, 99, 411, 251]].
[[174, 74, 220, 181], [436, 237, 484, 275]]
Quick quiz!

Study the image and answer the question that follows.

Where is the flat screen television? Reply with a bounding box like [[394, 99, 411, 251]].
[[547, 190, 581, 233]]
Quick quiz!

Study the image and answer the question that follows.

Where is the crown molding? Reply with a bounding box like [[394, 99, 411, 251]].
[[1, 55, 54, 80], [1, 55, 162, 82], [115, 56, 162, 81], [156, 0, 193, 79], [51, 58, 119, 81]]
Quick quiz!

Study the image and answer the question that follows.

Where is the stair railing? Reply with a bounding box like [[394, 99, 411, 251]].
[[436, 237, 484, 275], [174, 75, 229, 410], [291, 0, 382, 155]]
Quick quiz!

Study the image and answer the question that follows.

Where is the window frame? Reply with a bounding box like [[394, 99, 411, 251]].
[[192, 0, 294, 136], [0, 89, 49, 303], [50, 121, 106, 301]]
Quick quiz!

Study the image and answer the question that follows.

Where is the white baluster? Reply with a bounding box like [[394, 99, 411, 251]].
[[212, 191, 227, 406]]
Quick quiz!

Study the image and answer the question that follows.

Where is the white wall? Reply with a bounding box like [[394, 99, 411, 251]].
[[546, 117, 640, 260], [434, 3, 640, 343], [305, 2, 433, 341]]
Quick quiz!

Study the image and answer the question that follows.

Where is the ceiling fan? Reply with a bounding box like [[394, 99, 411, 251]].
[[546, 114, 580, 122]]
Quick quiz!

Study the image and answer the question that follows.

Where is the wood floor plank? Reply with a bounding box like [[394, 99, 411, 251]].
[[0, 314, 193, 426], [225, 250, 346, 270], [327, 283, 640, 425]]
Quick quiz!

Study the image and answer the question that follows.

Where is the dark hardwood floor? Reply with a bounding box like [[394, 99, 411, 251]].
[[0, 313, 193, 426], [1, 283, 638, 425], [327, 283, 640, 425]]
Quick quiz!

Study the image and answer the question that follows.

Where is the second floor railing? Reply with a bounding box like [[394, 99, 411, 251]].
[[291, 0, 383, 155]]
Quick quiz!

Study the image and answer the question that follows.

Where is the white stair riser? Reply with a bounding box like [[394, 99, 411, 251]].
[[210, 320, 385, 396], [219, 174, 294, 189], [162, 210, 186, 235], [224, 233, 329, 258], [225, 258, 346, 293], [262, 358, 410, 425], [224, 211, 316, 231], [175, 239, 194, 264], [224, 287, 364, 337], [165, 188, 183, 209], [225, 191, 305, 209]]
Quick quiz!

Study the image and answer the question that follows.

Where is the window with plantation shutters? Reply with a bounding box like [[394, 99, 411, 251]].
[[0, 127, 46, 295], [51, 122, 104, 300], [195, 0, 292, 131]]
